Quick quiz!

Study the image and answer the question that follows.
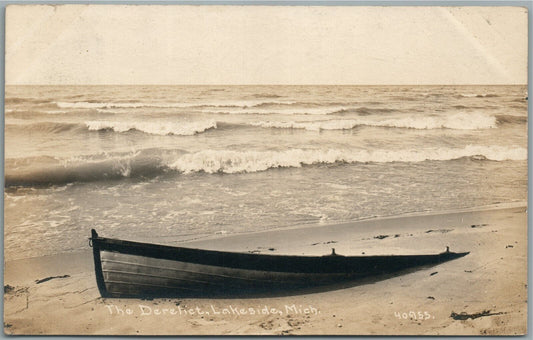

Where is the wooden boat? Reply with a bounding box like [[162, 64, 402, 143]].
[[90, 229, 469, 298]]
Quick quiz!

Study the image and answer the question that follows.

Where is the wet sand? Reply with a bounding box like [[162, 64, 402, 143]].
[[4, 204, 527, 335]]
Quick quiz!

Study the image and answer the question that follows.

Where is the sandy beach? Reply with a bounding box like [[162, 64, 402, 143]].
[[3, 204, 527, 335]]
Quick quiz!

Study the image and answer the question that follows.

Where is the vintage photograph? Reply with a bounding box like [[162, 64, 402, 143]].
[[3, 4, 528, 335]]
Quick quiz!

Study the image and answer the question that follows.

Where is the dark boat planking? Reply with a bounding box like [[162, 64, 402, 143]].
[[89, 229, 469, 298]]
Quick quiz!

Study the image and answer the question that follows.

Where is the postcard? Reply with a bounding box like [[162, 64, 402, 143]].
[[4, 4, 528, 335]]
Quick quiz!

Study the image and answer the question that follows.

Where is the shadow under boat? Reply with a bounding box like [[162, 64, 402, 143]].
[[89, 229, 469, 299]]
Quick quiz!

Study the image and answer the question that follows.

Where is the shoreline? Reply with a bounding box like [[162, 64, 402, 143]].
[[4, 204, 527, 335], [5, 201, 527, 263], [181, 201, 528, 247]]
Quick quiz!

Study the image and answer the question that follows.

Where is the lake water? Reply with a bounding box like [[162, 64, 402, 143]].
[[4, 85, 528, 260]]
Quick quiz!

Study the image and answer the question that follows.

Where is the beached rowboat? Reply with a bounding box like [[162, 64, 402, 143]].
[[90, 229, 468, 298]]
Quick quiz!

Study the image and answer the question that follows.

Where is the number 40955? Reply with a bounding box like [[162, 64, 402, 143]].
[[394, 311, 434, 320]]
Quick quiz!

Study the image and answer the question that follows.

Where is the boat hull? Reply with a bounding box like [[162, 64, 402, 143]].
[[90, 229, 469, 298], [100, 251, 359, 297]]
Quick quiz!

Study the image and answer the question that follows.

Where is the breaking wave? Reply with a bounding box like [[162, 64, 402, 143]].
[[170, 146, 527, 174], [55, 100, 297, 110], [198, 106, 347, 115], [249, 113, 498, 131], [6, 145, 525, 187], [6, 120, 218, 136], [456, 93, 500, 98], [85, 120, 217, 136], [5, 150, 179, 187], [54, 100, 375, 115], [250, 120, 359, 131], [6, 110, 520, 139], [57, 101, 184, 109]]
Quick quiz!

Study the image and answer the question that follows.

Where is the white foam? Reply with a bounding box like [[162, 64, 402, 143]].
[[204, 100, 298, 108], [45, 110, 72, 115], [57, 100, 297, 110], [373, 112, 497, 130], [458, 93, 497, 98], [250, 120, 359, 131], [169, 145, 527, 174], [250, 112, 497, 130], [201, 106, 348, 115], [58, 101, 197, 109], [85, 120, 217, 136]]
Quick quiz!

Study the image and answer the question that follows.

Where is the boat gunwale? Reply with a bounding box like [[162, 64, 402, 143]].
[[90, 230, 469, 273], [90, 231, 470, 260], [91, 230, 468, 261]]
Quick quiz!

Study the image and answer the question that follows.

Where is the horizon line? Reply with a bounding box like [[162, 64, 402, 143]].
[[5, 83, 528, 86]]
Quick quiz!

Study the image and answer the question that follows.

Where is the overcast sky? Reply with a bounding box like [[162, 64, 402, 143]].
[[5, 5, 528, 85]]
